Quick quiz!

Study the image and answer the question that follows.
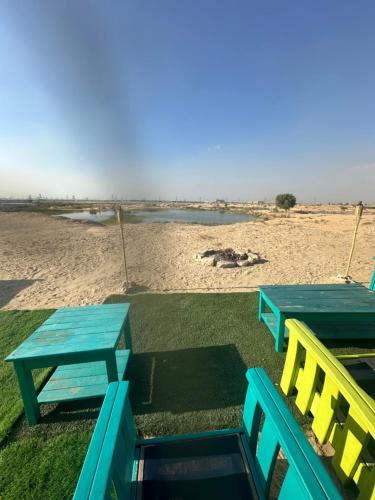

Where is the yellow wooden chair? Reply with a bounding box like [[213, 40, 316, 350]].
[[280, 319, 375, 499]]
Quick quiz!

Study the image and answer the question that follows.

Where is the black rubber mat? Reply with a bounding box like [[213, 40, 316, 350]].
[[341, 356, 375, 399], [139, 433, 257, 500]]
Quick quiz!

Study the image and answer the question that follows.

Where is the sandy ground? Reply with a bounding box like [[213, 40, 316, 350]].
[[0, 211, 374, 310]]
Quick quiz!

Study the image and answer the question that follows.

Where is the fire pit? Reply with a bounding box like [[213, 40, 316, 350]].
[[196, 248, 261, 268]]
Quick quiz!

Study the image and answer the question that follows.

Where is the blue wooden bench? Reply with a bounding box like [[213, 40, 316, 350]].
[[74, 368, 340, 499]]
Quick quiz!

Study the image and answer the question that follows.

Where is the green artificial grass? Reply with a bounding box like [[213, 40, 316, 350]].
[[0, 310, 53, 442], [106, 293, 287, 436], [1, 293, 373, 499]]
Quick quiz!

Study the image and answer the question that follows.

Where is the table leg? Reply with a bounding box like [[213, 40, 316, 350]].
[[275, 314, 285, 353], [105, 351, 119, 383], [14, 361, 40, 425], [258, 293, 265, 322], [123, 315, 132, 351]]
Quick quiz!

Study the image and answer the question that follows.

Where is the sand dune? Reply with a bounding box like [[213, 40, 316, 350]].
[[0, 210, 374, 310]]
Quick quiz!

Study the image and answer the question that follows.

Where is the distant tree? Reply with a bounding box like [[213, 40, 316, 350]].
[[275, 193, 296, 211]]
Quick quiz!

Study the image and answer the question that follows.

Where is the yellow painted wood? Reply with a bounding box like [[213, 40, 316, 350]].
[[295, 351, 320, 414], [311, 376, 341, 442], [355, 464, 375, 500], [283, 320, 375, 421], [281, 318, 375, 498], [336, 353, 375, 360], [280, 333, 302, 396], [331, 407, 369, 485]]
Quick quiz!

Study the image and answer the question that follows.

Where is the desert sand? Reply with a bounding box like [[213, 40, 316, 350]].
[[0, 209, 374, 310]]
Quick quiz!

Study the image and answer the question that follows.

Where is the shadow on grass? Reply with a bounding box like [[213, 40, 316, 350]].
[[320, 335, 375, 351], [24, 345, 246, 428], [128, 344, 247, 415], [39, 398, 103, 425], [20, 344, 246, 427]]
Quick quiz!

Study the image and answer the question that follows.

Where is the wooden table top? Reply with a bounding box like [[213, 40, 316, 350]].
[[6, 303, 130, 362], [258, 284, 375, 313]]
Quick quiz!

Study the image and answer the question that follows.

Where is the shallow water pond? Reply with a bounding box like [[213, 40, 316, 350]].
[[131, 209, 253, 224], [55, 210, 115, 222]]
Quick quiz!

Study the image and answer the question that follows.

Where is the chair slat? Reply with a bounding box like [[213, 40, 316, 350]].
[[254, 418, 280, 495], [281, 318, 375, 498]]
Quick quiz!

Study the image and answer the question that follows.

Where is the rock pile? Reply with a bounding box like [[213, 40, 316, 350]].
[[196, 248, 261, 268]]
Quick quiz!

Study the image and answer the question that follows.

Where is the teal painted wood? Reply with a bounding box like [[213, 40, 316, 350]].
[[5, 304, 131, 424], [74, 368, 340, 500], [278, 467, 312, 499], [259, 284, 375, 313], [73, 383, 118, 499], [8, 334, 121, 360], [370, 256, 375, 291], [47, 309, 129, 320], [37, 350, 130, 403], [253, 418, 280, 495], [91, 383, 136, 500], [51, 303, 130, 315], [260, 312, 277, 334], [260, 283, 363, 291], [37, 318, 126, 332], [136, 427, 244, 446], [14, 361, 41, 425], [261, 313, 375, 340], [20, 349, 116, 369], [244, 368, 341, 499], [258, 283, 375, 351], [301, 320, 375, 339]]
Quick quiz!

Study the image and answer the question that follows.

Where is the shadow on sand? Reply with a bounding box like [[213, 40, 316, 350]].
[[0, 279, 40, 308]]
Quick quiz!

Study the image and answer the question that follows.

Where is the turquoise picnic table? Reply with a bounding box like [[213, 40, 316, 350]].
[[258, 283, 375, 352], [5, 303, 131, 425]]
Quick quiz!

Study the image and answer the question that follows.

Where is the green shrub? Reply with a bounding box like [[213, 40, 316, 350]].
[[275, 193, 296, 211]]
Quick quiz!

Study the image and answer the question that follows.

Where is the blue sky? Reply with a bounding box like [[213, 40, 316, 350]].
[[1, 0, 375, 202]]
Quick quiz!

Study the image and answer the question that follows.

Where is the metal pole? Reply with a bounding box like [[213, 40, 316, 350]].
[[117, 206, 129, 288], [344, 201, 363, 278]]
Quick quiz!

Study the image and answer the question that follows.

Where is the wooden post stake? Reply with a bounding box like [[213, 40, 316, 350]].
[[344, 201, 364, 279], [117, 207, 129, 289]]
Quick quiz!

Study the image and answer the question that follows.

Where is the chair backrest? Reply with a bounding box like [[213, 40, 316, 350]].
[[244, 368, 340, 499], [370, 256, 375, 291], [74, 369, 340, 499], [73, 381, 136, 500], [280, 319, 375, 498]]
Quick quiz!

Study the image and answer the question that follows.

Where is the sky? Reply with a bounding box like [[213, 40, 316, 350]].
[[1, 0, 375, 202]]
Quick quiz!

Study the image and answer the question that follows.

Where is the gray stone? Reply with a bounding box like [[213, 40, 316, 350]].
[[216, 260, 238, 268], [247, 252, 261, 264], [201, 256, 216, 266], [237, 259, 251, 267]]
